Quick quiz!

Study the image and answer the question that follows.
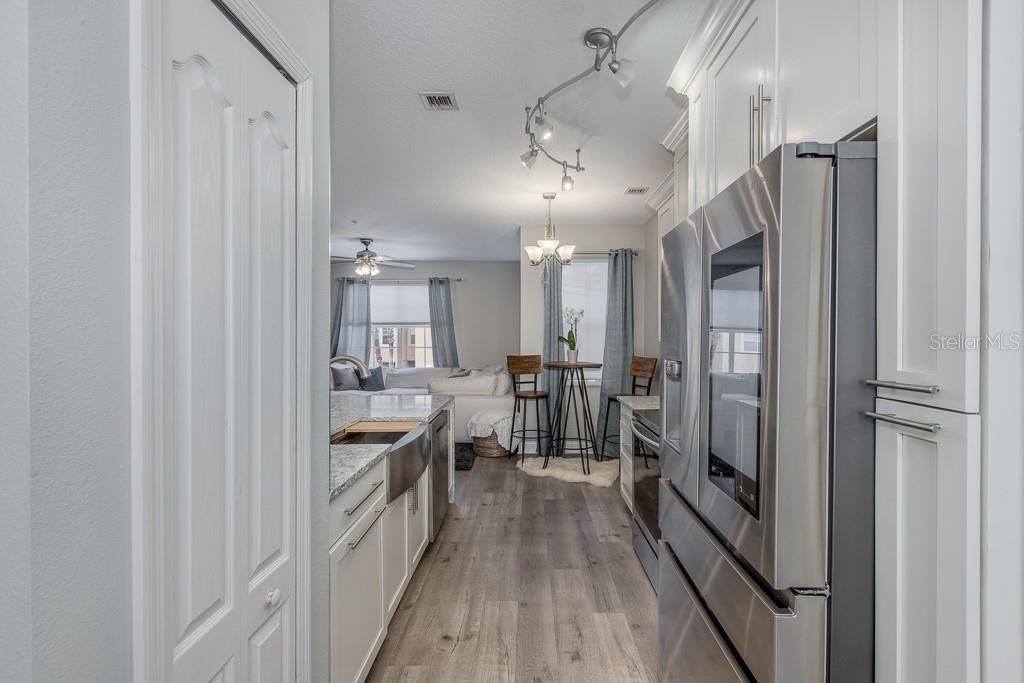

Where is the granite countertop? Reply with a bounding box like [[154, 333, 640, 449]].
[[617, 395, 660, 411], [329, 392, 454, 439], [328, 392, 454, 501], [330, 443, 390, 502]]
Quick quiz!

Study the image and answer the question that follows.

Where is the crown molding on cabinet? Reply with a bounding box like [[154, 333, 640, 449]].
[[646, 169, 676, 212], [666, 0, 751, 95], [660, 107, 689, 154]]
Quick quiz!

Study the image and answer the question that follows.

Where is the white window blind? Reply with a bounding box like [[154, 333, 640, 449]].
[[562, 259, 608, 376], [370, 282, 429, 324]]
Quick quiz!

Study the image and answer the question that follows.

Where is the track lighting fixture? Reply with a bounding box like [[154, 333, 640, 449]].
[[518, 0, 665, 186]]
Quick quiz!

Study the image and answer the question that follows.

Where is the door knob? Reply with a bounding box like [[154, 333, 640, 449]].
[[265, 588, 281, 607]]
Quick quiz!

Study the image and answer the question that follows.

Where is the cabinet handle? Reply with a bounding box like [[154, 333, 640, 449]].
[[757, 83, 772, 160], [865, 411, 941, 434], [347, 508, 385, 550], [865, 379, 941, 395], [408, 483, 418, 512], [344, 479, 384, 516], [748, 93, 757, 167]]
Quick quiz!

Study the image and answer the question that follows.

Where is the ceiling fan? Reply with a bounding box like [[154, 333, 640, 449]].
[[330, 237, 415, 276]]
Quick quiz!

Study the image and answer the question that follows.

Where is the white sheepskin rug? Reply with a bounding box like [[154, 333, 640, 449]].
[[517, 456, 619, 487]]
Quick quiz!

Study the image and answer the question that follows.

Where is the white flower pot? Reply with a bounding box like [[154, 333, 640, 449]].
[[567, 349, 579, 364]]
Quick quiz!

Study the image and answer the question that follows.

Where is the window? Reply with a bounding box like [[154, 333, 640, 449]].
[[561, 259, 608, 380], [369, 282, 433, 369]]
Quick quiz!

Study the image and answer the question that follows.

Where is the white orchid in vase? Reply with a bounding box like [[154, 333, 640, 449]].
[[559, 307, 584, 362]]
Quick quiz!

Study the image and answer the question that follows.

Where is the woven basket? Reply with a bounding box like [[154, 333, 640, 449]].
[[473, 432, 509, 458]]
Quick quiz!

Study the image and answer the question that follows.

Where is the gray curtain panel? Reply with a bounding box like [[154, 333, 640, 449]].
[[596, 248, 635, 455], [428, 277, 460, 368], [541, 259, 564, 453], [331, 277, 372, 361]]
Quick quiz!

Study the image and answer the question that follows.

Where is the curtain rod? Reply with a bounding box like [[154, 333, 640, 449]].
[[572, 249, 639, 256], [335, 277, 464, 283]]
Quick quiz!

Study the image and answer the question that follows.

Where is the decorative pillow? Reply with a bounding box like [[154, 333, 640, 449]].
[[428, 374, 498, 396], [448, 368, 471, 378], [330, 363, 362, 391], [494, 371, 513, 396], [359, 367, 386, 391]]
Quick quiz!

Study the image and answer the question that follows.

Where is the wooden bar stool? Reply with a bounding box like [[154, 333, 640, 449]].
[[506, 355, 552, 462], [600, 356, 657, 456]]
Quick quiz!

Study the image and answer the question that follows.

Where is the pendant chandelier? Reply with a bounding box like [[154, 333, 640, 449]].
[[518, 0, 664, 189], [525, 193, 576, 267]]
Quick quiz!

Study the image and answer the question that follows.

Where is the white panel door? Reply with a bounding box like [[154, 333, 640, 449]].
[[876, 0, 982, 412], [162, 0, 297, 680], [874, 399, 980, 683], [777, 0, 877, 143], [706, 0, 775, 196]]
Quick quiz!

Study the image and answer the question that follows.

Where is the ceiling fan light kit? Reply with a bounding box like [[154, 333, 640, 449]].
[[518, 0, 664, 189]]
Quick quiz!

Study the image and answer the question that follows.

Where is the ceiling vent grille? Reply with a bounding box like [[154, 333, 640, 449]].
[[419, 91, 459, 111], [624, 186, 651, 196]]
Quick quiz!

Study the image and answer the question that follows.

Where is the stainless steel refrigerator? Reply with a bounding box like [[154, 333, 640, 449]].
[[658, 142, 876, 682]]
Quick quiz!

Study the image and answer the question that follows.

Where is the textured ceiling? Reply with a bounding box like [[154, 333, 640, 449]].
[[329, 0, 708, 261]]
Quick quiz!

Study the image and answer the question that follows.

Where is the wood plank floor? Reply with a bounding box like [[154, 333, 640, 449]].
[[367, 456, 658, 682]]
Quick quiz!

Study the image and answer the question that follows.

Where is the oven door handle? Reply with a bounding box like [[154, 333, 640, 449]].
[[631, 420, 661, 450]]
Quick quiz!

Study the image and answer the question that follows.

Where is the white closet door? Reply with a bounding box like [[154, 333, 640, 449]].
[[874, 399, 980, 683], [162, 0, 297, 680]]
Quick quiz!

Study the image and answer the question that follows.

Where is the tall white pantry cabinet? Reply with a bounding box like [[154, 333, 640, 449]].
[[873, 0, 982, 681]]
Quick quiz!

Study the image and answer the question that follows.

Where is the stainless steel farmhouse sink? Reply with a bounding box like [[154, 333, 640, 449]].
[[335, 425, 429, 503]]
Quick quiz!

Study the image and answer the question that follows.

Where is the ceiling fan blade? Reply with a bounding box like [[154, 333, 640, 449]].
[[331, 256, 356, 263], [379, 261, 416, 269]]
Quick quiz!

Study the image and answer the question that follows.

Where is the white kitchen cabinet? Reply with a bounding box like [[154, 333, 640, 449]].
[[381, 491, 408, 620], [330, 491, 387, 683], [407, 469, 429, 568], [705, 0, 775, 197], [685, 70, 708, 211], [875, 0, 982, 413], [777, 0, 877, 143], [619, 406, 635, 512], [873, 399, 980, 683]]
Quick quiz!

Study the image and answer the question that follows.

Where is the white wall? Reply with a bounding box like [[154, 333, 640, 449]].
[[2, 0, 332, 680], [330, 260, 521, 369]]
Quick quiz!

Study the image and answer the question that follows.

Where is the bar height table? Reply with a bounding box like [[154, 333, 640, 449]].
[[544, 361, 603, 475]]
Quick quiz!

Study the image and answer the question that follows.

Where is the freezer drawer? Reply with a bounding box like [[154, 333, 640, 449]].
[[660, 479, 827, 682], [658, 541, 749, 682]]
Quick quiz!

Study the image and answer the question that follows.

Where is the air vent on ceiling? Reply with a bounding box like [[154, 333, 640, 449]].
[[624, 186, 651, 196], [419, 91, 459, 111]]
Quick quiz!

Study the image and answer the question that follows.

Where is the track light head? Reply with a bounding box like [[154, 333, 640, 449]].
[[609, 57, 635, 88], [520, 148, 538, 168], [533, 113, 554, 141]]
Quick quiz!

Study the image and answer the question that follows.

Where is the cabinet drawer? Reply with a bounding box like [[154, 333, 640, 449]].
[[658, 541, 750, 682], [330, 458, 386, 546]]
